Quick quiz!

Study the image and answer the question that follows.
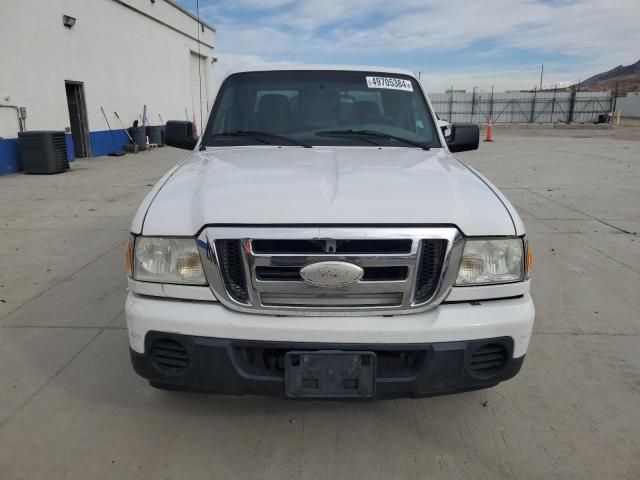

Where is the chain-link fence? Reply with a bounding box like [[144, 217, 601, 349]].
[[428, 89, 613, 124]]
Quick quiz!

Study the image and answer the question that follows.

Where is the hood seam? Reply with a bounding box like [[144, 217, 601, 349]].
[[453, 157, 518, 235], [140, 155, 193, 234]]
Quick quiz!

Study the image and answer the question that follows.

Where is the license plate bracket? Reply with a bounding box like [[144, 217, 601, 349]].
[[285, 351, 376, 398]]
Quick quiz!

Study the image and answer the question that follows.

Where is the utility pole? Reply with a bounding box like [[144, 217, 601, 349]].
[[539, 64, 544, 90]]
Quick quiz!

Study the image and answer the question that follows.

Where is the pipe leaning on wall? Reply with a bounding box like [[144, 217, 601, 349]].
[[0, 104, 25, 132]]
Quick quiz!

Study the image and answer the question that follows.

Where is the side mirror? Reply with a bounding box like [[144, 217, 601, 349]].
[[436, 119, 450, 137], [165, 121, 198, 150], [446, 123, 479, 152]]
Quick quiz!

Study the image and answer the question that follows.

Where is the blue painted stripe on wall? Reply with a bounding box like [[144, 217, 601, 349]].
[[90, 129, 130, 156], [0, 137, 21, 175], [65, 133, 75, 162], [0, 130, 132, 176]]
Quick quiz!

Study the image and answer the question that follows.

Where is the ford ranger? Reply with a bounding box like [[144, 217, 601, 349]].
[[125, 65, 534, 399]]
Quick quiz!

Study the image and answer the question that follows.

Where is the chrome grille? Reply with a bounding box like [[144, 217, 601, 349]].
[[198, 227, 463, 316]]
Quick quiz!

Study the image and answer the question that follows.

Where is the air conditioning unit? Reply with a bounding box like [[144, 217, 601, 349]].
[[18, 131, 69, 174]]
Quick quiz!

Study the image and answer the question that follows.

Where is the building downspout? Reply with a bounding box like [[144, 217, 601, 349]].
[[0, 104, 25, 132]]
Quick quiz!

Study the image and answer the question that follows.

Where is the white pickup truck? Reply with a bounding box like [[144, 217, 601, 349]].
[[125, 65, 534, 399]]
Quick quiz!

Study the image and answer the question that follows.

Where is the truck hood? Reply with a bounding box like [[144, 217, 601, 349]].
[[140, 146, 515, 236]]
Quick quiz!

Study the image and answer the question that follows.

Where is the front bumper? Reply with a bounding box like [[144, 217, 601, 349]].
[[126, 293, 534, 399], [126, 293, 535, 357], [131, 332, 525, 399]]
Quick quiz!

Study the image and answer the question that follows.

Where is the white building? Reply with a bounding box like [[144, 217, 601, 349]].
[[617, 92, 640, 118], [0, 0, 215, 174]]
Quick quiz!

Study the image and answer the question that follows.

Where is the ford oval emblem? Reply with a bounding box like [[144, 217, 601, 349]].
[[300, 261, 364, 288]]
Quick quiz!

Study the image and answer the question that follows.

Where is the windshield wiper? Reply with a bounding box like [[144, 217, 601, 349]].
[[315, 130, 430, 150], [209, 130, 312, 148]]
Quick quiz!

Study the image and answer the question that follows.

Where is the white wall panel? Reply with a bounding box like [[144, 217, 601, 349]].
[[0, 0, 215, 138]]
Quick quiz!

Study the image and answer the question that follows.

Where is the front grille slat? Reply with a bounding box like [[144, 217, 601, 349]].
[[251, 254, 417, 268], [261, 292, 403, 307], [252, 239, 412, 254], [255, 266, 301, 281], [255, 265, 408, 282], [254, 278, 407, 294], [362, 266, 408, 281]]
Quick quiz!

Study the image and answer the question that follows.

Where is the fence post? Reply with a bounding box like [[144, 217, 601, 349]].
[[551, 85, 556, 123], [489, 85, 494, 123], [448, 89, 453, 122], [530, 87, 537, 123], [611, 81, 619, 116], [568, 86, 576, 123], [471, 87, 476, 121]]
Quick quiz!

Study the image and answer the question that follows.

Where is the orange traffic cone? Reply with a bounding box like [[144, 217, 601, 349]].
[[484, 119, 494, 142]]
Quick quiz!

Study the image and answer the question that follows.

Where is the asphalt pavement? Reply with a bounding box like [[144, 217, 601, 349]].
[[1, 130, 639, 479]]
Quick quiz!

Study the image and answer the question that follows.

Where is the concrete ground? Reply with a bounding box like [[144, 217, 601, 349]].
[[1, 130, 639, 479]]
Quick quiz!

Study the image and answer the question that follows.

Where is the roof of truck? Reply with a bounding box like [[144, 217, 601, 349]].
[[227, 64, 417, 77]]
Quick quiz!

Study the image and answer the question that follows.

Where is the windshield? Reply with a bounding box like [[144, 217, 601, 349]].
[[202, 70, 441, 148]]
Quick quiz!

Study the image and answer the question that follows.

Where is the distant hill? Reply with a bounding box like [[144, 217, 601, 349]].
[[579, 59, 640, 93]]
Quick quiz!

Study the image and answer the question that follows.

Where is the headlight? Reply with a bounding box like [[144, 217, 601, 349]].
[[133, 237, 206, 285], [455, 238, 524, 286]]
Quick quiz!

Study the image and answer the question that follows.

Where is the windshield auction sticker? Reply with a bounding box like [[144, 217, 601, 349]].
[[366, 76, 414, 92]]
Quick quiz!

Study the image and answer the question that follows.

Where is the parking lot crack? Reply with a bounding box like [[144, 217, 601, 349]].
[[566, 233, 640, 275], [0, 329, 104, 431], [0, 241, 125, 323], [526, 188, 639, 238]]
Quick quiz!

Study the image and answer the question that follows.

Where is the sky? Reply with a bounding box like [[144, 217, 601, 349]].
[[177, 0, 640, 92]]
